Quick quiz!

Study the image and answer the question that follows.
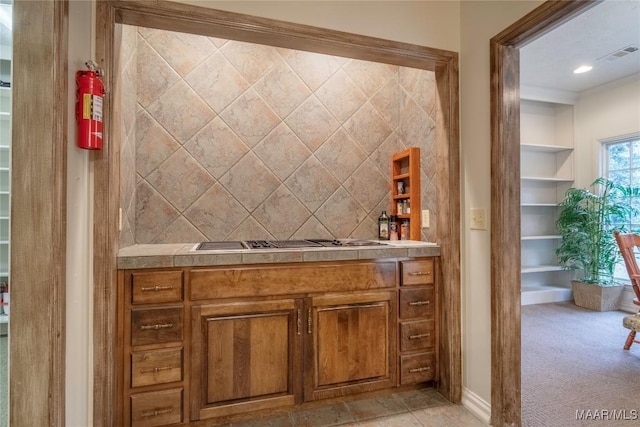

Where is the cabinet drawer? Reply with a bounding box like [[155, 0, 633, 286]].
[[131, 307, 183, 346], [131, 388, 182, 427], [401, 259, 434, 286], [400, 319, 434, 352], [132, 271, 183, 304], [399, 287, 434, 319], [190, 261, 396, 300], [131, 348, 183, 388], [400, 352, 435, 385]]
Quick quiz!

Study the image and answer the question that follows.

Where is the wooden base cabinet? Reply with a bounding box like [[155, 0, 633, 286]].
[[117, 258, 439, 426], [190, 299, 303, 420], [304, 291, 396, 401]]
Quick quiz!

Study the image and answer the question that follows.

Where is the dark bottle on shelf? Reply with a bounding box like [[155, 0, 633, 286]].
[[378, 211, 389, 240]]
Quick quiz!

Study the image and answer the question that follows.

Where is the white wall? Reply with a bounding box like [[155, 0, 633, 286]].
[[574, 73, 640, 188], [62, 1, 560, 424], [459, 0, 543, 415], [178, 0, 460, 52]]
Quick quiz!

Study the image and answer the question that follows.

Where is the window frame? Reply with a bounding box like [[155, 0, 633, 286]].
[[600, 132, 640, 283]]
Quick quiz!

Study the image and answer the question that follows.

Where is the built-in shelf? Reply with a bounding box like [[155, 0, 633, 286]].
[[522, 265, 565, 273], [1, 84, 9, 289], [521, 143, 574, 153], [521, 284, 572, 306], [522, 235, 561, 240], [520, 98, 575, 305], [521, 176, 574, 183]]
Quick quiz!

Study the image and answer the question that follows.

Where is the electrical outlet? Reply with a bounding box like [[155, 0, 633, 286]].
[[470, 208, 487, 230], [421, 210, 430, 228]]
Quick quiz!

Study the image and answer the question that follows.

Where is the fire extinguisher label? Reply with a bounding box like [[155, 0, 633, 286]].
[[82, 93, 103, 122]]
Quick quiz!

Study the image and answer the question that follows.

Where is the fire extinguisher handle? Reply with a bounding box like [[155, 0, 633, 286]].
[[84, 60, 107, 93]]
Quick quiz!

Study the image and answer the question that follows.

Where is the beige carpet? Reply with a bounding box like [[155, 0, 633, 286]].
[[522, 302, 640, 427]]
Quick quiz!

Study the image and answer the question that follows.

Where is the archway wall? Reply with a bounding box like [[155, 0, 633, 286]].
[[92, 2, 464, 425], [459, 0, 543, 422]]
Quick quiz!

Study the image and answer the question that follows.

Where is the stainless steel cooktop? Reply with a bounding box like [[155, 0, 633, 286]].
[[195, 239, 388, 251]]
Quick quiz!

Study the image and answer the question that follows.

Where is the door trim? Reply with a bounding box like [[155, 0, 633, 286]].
[[489, 1, 599, 425], [10, 0, 68, 425]]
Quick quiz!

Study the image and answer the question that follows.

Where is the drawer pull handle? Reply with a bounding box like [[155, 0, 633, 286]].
[[139, 322, 174, 330], [297, 309, 302, 335], [140, 366, 174, 374], [140, 285, 174, 292], [409, 367, 431, 373], [409, 333, 431, 340], [408, 271, 431, 276], [408, 300, 430, 306], [141, 407, 173, 418], [307, 308, 312, 334]]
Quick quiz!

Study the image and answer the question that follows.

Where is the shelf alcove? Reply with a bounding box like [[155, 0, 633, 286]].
[[92, 2, 461, 424]]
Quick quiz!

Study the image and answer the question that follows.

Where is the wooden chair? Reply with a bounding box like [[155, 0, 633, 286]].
[[614, 231, 640, 350]]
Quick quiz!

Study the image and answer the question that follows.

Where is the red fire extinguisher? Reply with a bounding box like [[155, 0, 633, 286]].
[[76, 61, 105, 150]]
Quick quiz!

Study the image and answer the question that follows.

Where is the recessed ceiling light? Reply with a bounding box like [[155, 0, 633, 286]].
[[573, 65, 593, 74]]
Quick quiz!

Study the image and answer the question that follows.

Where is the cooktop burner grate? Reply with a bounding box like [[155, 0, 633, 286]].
[[197, 241, 247, 250], [245, 240, 323, 249]]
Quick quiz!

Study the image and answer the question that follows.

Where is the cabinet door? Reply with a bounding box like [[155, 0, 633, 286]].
[[191, 299, 302, 420], [304, 291, 396, 401]]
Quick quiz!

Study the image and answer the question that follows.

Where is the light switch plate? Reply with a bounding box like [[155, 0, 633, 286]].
[[421, 210, 430, 228], [470, 208, 487, 230]]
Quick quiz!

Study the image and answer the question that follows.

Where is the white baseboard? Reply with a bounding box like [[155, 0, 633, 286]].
[[462, 387, 491, 425]]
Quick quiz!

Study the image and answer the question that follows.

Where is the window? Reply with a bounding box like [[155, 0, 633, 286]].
[[602, 133, 640, 281]]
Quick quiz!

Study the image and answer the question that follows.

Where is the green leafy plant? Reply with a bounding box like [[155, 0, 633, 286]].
[[555, 177, 639, 285]]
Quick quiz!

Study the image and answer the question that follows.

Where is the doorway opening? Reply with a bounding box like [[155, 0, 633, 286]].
[[490, 1, 607, 424]]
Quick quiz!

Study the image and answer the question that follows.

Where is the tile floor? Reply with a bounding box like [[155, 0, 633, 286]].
[[227, 388, 486, 427]]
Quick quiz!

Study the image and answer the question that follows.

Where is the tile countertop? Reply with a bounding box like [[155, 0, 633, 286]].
[[117, 240, 441, 270]]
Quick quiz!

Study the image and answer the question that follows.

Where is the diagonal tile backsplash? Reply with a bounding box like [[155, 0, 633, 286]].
[[120, 26, 441, 245]]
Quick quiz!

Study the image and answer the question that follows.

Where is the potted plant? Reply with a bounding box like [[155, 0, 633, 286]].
[[556, 177, 639, 311]]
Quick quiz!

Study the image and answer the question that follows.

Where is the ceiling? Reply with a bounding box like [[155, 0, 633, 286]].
[[520, 0, 640, 95], [0, 1, 638, 93]]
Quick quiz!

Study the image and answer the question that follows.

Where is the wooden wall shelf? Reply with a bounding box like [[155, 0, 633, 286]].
[[391, 147, 421, 240]]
